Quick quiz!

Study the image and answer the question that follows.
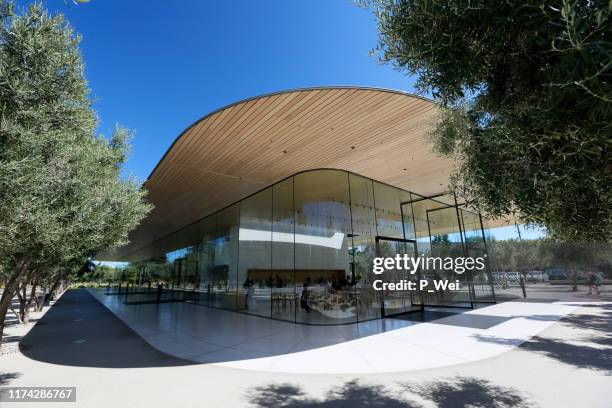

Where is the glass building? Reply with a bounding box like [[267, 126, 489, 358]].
[[99, 88, 496, 325], [114, 169, 495, 325]]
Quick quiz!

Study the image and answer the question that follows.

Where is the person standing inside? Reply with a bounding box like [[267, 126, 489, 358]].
[[587, 271, 595, 295], [593, 272, 603, 295], [243, 276, 255, 309]]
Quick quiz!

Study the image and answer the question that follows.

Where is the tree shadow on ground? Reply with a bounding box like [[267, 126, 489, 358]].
[[0, 372, 21, 385], [561, 309, 612, 347], [474, 303, 612, 374], [474, 333, 612, 374], [248, 381, 416, 408], [1, 335, 22, 344], [521, 336, 612, 373], [560, 306, 612, 332], [400, 376, 531, 408], [246, 377, 532, 408]]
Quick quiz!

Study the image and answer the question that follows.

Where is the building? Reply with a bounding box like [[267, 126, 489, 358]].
[[97, 87, 496, 325]]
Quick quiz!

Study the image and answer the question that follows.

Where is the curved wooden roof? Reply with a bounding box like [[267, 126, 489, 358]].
[[100, 87, 453, 261]]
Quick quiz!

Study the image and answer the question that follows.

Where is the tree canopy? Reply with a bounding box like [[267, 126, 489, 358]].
[[366, 0, 612, 242], [0, 1, 151, 336]]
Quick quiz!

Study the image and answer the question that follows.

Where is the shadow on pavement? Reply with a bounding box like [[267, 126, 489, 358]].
[[0, 372, 21, 385], [400, 376, 531, 408], [521, 336, 612, 373], [19, 289, 195, 368], [473, 303, 612, 374], [246, 377, 532, 408]]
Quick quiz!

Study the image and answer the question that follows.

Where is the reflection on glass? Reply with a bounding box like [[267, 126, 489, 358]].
[[214, 204, 240, 310], [122, 169, 495, 324], [294, 170, 356, 324], [348, 174, 381, 321], [271, 178, 296, 322], [373, 181, 412, 239], [424, 206, 472, 306], [238, 188, 273, 317], [460, 209, 495, 302], [376, 238, 420, 315]]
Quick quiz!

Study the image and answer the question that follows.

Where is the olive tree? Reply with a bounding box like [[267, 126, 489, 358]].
[[0, 2, 151, 339], [365, 0, 611, 241]]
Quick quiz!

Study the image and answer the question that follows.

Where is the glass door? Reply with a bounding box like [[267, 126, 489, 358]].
[[375, 236, 422, 317], [425, 206, 473, 307], [171, 258, 184, 301], [459, 208, 496, 303]]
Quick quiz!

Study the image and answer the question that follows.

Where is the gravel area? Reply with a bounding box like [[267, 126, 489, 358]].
[[0, 294, 62, 357]]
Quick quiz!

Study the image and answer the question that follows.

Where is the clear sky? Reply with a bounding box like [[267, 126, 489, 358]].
[[23, 0, 418, 182]]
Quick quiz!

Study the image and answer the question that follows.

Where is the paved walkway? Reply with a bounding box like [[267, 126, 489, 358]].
[[19, 289, 192, 368], [2, 289, 611, 407], [87, 288, 594, 374]]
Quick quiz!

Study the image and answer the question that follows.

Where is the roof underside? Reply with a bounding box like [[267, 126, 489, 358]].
[[99, 87, 454, 261]]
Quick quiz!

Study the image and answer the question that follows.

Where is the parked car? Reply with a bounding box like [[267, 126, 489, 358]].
[[526, 271, 548, 283], [492, 271, 522, 287], [504, 271, 522, 283], [546, 268, 568, 281]]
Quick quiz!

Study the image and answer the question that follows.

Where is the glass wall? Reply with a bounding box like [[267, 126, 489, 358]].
[[294, 170, 355, 324], [238, 187, 273, 317], [271, 179, 295, 321], [460, 209, 495, 302], [348, 174, 381, 321], [123, 169, 494, 324]]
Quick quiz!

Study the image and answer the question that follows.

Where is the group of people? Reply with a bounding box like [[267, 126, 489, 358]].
[[571, 270, 605, 294], [586, 271, 604, 295]]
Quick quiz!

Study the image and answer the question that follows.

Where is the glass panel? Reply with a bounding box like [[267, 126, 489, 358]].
[[348, 173, 381, 321], [198, 216, 216, 307], [482, 218, 525, 301], [376, 238, 421, 316], [137, 255, 169, 302], [271, 178, 296, 322], [373, 181, 412, 239], [238, 188, 273, 317], [425, 206, 472, 306], [409, 195, 448, 257], [151, 251, 173, 302], [294, 170, 356, 324], [460, 209, 495, 302], [165, 245, 201, 302], [168, 248, 186, 301], [213, 204, 240, 310]]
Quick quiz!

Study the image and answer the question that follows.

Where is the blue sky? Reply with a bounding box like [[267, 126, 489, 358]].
[[25, 0, 417, 182]]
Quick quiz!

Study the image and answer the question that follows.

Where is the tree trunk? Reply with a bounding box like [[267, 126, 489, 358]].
[[49, 278, 66, 301], [21, 280, 38, 323], [35, 287, 47, 312], [0, 256, 29, 344], [48, 280, 61, 301], [17, 282, 33, 325]]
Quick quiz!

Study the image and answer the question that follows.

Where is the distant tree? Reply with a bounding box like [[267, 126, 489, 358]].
[[0, 2, 151, 340], [365, 0, 612, 241], [487, 238, 612, 274], [81, 264, 119, 284]]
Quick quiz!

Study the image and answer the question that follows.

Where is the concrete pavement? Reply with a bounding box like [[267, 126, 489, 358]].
[[87, 288, 591, 374], [1, 289, 610, 407]]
